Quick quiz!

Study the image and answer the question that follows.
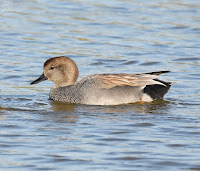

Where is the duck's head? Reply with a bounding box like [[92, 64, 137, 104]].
[[30, 56, 79, 88]]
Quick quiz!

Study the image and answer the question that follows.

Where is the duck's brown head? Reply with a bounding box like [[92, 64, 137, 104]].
[[30, 56, 79, 88]]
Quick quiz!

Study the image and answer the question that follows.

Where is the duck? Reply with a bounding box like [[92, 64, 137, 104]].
[[30, 56, 172, 105]]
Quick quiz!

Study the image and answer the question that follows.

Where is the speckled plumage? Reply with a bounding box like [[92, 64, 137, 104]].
[[30, 56, 172, 105]]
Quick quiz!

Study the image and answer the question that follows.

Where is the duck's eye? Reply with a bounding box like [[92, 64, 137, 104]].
[[50, 66, 55, 70]]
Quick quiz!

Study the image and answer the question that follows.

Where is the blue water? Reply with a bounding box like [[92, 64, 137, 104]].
[[0, 0, 200, 170]]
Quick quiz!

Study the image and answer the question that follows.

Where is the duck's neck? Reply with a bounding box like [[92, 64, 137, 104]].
[[53, 66, 79, 88], [53, 82, 71, 88]]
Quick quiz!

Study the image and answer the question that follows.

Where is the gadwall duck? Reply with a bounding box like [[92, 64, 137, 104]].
[[30, 56, 172, 105]]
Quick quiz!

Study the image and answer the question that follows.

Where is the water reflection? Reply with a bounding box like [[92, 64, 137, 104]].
[[50, 99, 171, 115], [50, 101, 76, 112], [133, 100, 171, 114]]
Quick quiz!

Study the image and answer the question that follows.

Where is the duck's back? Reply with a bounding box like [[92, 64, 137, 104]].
[[49, 72, 172, 105]]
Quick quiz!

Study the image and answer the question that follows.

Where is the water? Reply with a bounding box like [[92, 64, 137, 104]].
[[0, 0, 200, 170]]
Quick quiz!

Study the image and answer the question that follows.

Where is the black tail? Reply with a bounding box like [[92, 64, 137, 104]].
[[143, 79, 171, 100], [144, 71, 170, 76]]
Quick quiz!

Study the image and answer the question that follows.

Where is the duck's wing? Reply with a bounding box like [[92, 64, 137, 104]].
[[79, 71, 171, 89]]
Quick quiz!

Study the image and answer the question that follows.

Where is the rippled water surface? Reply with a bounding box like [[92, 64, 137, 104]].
[[0, 0, 200, 170]]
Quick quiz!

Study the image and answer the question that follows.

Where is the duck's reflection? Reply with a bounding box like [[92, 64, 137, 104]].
[[48, 101, 78, 123], [47, 99, 172, 125], [50, 99, 171, 115], [133, 99, 171, 114], [51, 101, 76, 112]]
